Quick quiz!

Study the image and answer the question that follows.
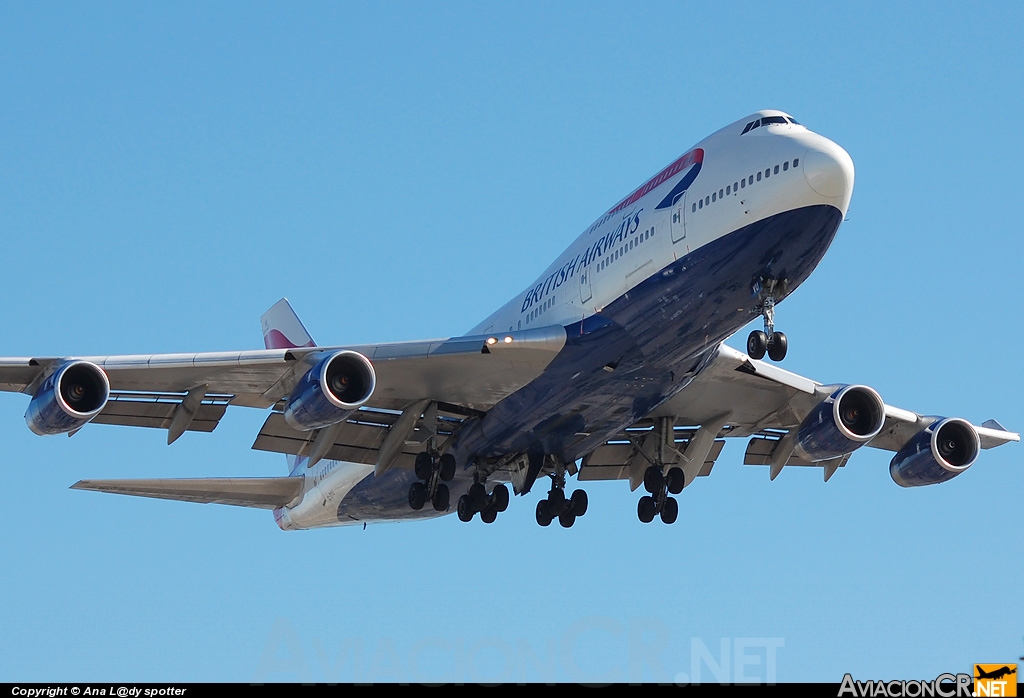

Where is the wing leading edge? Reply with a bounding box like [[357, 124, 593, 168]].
[[0, 323, 568, 442]]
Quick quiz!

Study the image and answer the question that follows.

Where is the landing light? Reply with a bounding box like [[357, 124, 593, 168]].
[[486, 337, 498, 345], [503, 336, 513, 344]]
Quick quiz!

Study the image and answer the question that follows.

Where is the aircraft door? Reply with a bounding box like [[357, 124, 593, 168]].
[[579, 265, 592, 303], [670, 192, 687, 243]]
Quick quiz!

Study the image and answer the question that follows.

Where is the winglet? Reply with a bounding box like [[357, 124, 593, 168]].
[[261, 299, 316, 350]]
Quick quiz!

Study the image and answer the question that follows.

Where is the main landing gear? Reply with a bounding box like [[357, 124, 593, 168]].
[[637, 465, 684, 524], [535, 469, 588, 528], [408, 451, 457, 513], [747, 278, 788, 362], [456, 480, 510, 524]]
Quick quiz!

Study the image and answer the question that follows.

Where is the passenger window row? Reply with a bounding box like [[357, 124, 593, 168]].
[[526, 295, 556, 324], [690, 158, 800, 214], [596, 226, 655, 275]]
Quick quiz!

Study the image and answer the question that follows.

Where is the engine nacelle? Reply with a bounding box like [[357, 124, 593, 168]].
[[283, 351, 376, 431], [26, 361, 110, 436], [795, 385, 886, 462], [890, 418, 980, 487]]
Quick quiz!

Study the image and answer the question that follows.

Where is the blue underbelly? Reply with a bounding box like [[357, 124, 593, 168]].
[[454, 203, 843, 463]]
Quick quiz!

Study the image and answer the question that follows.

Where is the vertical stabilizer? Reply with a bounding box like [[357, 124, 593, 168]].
[[285, 455, 307, 476], [262, 299, 317, 474], [261, 298, 316, 350]]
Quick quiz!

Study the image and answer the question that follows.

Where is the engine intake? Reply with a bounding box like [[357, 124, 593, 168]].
[[283, 351, 376, 431], [795, 385, 886, 462], [26, 361, 110, 436], [890, 418, 980, 487]]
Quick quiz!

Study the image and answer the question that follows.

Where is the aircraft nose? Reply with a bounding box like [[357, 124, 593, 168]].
[[802, 138, 854, 200]]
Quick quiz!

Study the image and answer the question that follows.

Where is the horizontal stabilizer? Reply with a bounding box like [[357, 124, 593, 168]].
[[71, 476, 304, 509]]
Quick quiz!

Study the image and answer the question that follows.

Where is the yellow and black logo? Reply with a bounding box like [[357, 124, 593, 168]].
[[974, 664, 1017, 697]]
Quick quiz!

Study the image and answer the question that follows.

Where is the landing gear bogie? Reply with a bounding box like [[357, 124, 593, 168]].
[[408, 449, 457, 513], [637, 465, 683, 524], [455, 481, 512, 523], [534, 465, 588, 528]]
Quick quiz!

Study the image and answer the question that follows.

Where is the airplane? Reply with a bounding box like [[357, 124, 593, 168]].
[[0, 110, 1018, 530], [975, 666, 1016, 681]]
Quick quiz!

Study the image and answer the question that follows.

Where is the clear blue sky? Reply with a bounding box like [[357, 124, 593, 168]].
[[1, 1, 1021, 683]]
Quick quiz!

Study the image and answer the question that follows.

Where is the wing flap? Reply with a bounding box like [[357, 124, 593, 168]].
[[251, 408, 462, 469], [90, 391, 230, 433], [578, 432, 725, 482], [70, 476, 304, 509]]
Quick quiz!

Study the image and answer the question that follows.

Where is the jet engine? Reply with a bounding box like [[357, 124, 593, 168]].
[[795, 385, 886, 461], [26, 360, 110, 436], [889, 418, 979, 487], [283, 351, 376, 431]]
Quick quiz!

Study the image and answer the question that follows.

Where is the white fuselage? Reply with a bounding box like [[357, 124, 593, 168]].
[[277, 110, 855, 530]]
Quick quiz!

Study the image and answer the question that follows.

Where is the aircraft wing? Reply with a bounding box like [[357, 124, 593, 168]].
[[579, 343, 1019, 489], [70, 476, 304, 509], [0, 325, 567, 441]]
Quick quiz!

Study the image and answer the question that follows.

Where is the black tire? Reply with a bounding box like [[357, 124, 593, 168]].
[[491, 484, 510, 513], [570, 489, 588, 517], [638, 496, 656, 523], [535, 500, 552, 527], [414, 452, 434, 481], [767, 331, 788, 361], [438, 453, 457, 482], [480, 505, 497, 524], [558, 510, 576, 528], [468, 482, 487, 511], [747, 330, 767, 360], [408, 481, 427, 510], [666, 467, 685, 495], [547, 488, 566, 515], [643, 466, 664, 494], [457, 495, 474, 522], [661, 496, 679, 524], [432, 483, 449, 512]]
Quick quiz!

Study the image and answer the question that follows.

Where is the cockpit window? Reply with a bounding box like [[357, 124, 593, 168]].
[[742, 115, 794, 135], [787, 117, 801, 125]]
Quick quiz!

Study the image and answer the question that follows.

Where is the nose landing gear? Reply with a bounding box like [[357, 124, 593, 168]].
[[747, 278, 788, 362]]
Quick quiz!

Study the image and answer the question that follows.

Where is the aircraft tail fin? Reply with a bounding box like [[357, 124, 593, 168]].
[[261, 298, 316, 350], [261, 299, 318, 474], [285, 455, 308, 476], [71, 476, 304, 510]]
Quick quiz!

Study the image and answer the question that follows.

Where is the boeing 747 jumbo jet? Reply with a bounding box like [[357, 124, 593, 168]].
[[0, 110, 1017, 529]]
